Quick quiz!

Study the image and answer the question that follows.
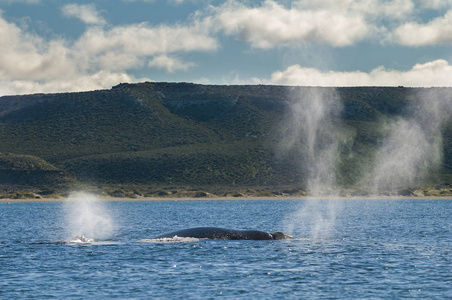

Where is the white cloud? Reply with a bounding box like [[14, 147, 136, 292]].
[[0, 13, 145, 95], [211, 0, 371, 48], [61, 3, 106, 25], [0, 9, 217, 96], [0, 71, 143, 96], [72, 20, 217, 74], [262, 59, 452, 87], [294, 0, 414, 19], [208, 0, 421, 49], [149, 55, 196, 72], [417, 0, 452, 9], [392, 9, 452, 46], [3, 0, 452, 96], [75, 21, 217, 57], [0, 15, 77, 81], [373, 0, 415, 19]]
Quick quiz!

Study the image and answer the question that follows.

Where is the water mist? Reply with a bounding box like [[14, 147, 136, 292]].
[[282, 88, 345, 240], [363, 89, 452, 194], [64, 192, 114, 241]]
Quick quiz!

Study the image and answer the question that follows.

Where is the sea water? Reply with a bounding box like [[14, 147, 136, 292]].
[[0, 199, 450, 299]]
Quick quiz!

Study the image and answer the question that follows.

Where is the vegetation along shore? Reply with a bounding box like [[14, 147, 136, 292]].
[[1, 82, 451, 200]]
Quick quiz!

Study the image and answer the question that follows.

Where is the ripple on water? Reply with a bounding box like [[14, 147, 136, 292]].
[[0, 199, 450, 299]]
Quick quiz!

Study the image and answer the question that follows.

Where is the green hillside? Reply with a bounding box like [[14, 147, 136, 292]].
[[0, 82, 450, 197], [0, 153, 76, 198]]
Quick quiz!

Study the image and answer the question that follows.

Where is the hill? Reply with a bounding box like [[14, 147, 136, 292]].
[[0, 82, 450, 197], [0, 153, 76, 198]]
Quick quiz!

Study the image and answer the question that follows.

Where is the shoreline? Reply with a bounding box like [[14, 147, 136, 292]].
[[1, 195, 451, 203]]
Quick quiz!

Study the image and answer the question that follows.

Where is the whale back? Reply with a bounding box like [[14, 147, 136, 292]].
[[154, 227, 274, 240]]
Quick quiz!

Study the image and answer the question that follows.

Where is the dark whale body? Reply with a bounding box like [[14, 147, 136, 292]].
[[154, 227, 292, 240]]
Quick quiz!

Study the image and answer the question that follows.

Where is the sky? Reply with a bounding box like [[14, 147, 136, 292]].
[[1, 0, 452, 96]]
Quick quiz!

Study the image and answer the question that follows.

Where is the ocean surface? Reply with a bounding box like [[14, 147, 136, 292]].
[[0, 195, 451, 299]]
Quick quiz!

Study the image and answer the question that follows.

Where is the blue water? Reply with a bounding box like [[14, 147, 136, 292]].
[[1, 198, 451, 299]]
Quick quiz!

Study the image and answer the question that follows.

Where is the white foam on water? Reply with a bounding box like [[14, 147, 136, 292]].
[[63, 192, 114, 241], [64, 235, 96, 244]]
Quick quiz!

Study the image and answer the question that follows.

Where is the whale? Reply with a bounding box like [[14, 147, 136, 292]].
[[153, 227, 293, 240]]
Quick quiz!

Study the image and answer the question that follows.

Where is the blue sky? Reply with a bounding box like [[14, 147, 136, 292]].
[[1, 0, 452, 95]]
